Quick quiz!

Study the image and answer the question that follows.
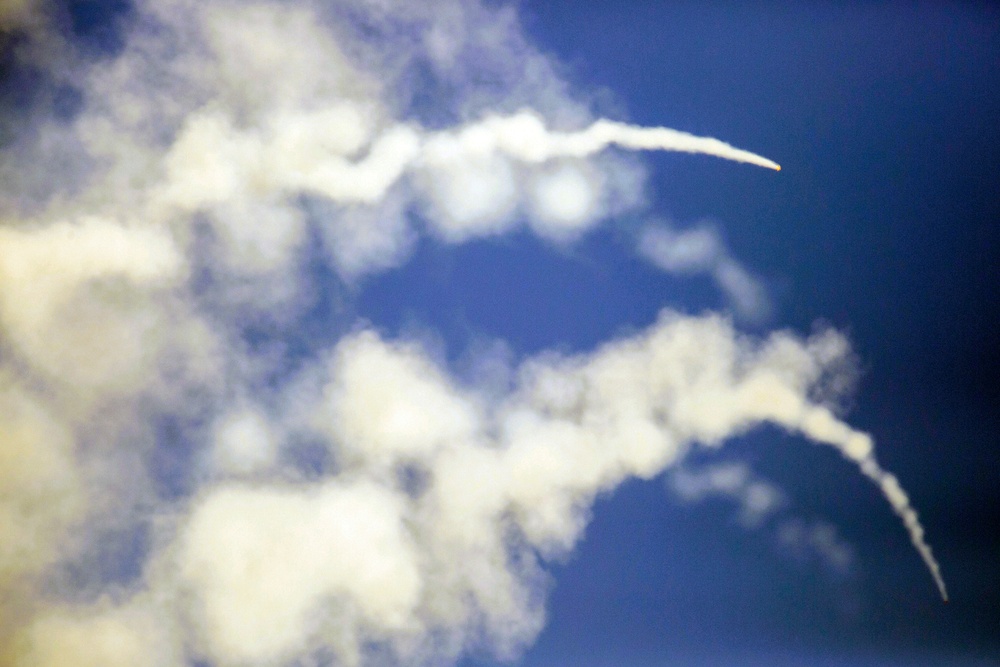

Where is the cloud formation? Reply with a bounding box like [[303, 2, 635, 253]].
[[0, 0, 945, 666]]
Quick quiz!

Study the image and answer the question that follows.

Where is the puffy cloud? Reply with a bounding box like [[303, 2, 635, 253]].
[[14, 598, 180, 667]]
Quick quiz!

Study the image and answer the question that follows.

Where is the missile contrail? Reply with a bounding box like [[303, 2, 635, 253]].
[[421, 110, 782, 171], [586, 119, 782, 170], [0, 1, 944, 666], [798, 407, 949, 601], [157, 109, 780, 217]]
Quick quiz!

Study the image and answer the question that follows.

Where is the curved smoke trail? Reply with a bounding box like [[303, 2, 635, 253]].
[[0, 1, 943, 666]]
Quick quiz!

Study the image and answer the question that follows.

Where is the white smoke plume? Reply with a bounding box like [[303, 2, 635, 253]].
[[0, 0, 945, 666]]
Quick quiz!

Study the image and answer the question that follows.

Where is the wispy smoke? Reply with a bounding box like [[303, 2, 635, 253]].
[[778, 518, 855, 577], [638, 222, 773, 323], [670, 461, 786, 529], [669, 461, 856, 576], [0, 0, 945, 666]]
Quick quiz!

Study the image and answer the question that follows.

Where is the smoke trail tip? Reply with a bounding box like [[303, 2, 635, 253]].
[[937, 578, 949, 603]]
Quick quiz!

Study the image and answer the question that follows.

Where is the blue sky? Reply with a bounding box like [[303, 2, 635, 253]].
[[1, 1, 998, 666]]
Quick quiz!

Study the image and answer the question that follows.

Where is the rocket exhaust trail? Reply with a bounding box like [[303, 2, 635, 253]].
[[0, 0, 948, 662], [799, 409, 948, 601], [862, 460, 949, 601], [422, 112, 782, 172], [583, 119, 782, 171]]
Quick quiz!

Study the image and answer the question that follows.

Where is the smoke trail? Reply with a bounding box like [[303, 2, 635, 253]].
[[465, 114, 782, 170], [0, 0, 945, 665], [151, 109, 776, 246], [418, 111, 782, 169]]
